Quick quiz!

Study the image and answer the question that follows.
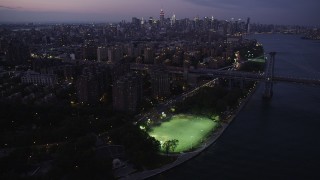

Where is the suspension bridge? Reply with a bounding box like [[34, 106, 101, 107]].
[[130, 52, 320, 99]]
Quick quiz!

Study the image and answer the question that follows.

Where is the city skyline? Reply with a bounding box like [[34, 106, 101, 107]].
[[0, 0, 319, 26]]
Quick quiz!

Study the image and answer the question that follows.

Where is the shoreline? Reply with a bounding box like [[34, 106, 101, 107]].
[[120, 82, 260, 180]]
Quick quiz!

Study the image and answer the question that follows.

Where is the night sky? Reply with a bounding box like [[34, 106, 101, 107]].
[[0, 0, 319, 25]]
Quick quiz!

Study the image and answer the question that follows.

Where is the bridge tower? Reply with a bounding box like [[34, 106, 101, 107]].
[[263, 52, 276, 99]]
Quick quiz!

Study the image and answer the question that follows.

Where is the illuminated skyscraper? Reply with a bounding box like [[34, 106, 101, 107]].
[[148, 17, 154, 25], [160, 9, 165, 25], [171, 13, 176, 26]]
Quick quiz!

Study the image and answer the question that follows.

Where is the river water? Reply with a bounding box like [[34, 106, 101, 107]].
[[153, 34, 320, 180]]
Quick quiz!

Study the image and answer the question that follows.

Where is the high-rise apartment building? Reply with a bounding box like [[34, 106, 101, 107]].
[[83, 45, 97, 61], [108, 46, 123, 63], [6, 41, 30, 65], [76, 66, 110, 104], [144, 47, 154, 64], [76, 75, 99, 104], [97, 47, 108, 62], [150, 66, 170, 99], [112, 72, 142, 113]]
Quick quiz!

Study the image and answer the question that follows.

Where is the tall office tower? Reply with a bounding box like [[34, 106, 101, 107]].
[[150, 66, 170, 99], [132, 17, 140, 27], [148, 17, 154, 25], [160, 9, 165, 25], [112, 72, 142, 113], [97, 47, 108, 62], [6, 41, 30, 65], [246, 17, 250, 33], [144, 47, 154, 64], [140, 17, 145, 26], [171, 13, 176, 26], [234, 20, 239, 34], [223, 21, 230, 35]]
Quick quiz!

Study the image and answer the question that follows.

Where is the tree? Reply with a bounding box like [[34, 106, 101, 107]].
[[162, 139, 179, 155]]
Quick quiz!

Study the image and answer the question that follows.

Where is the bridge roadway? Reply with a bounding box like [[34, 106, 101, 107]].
[[130, 63, 320, 86]]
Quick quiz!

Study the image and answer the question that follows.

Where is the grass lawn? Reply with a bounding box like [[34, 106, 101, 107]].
[[248, 55, 265, 63], [148, 114, 218, 153]]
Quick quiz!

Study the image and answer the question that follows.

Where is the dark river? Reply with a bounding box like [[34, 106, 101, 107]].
[[153, 34, 320, 180]]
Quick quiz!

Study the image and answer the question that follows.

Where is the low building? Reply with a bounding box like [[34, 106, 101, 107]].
[[21, 71, 57, 86]]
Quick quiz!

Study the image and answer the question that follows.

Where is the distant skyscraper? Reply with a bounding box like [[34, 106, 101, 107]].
[[160, 9, 165, 25], [140, 17, 145, 26], [148, 17, 154, 25], [171, 13, 176, 26], [246, 17, 251, 33], [132, 17, 140, 26]]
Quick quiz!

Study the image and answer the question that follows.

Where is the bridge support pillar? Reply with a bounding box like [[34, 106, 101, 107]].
[[263, 52, 276, 99], [263, 81, 273, 99]]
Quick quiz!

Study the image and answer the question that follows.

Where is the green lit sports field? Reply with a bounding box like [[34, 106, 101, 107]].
[[148, 114, 218, 153]]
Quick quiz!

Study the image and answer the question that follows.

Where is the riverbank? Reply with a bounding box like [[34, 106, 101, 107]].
[[119, 83, 260, 180]]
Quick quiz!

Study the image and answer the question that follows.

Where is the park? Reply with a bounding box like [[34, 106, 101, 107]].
[[148, 114, 219, 153]]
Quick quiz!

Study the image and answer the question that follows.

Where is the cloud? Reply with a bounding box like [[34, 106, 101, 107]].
[[0, 5, 21, 9], [183, 0, 319, 10]]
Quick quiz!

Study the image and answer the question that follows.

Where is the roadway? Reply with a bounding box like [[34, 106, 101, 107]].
[[135, 79, 218, 123]]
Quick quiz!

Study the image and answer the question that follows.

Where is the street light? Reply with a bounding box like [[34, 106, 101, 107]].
[[190, 136, 194, 149]]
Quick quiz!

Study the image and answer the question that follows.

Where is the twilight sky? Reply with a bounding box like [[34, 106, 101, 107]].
[[0, 0, 319, 25]]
